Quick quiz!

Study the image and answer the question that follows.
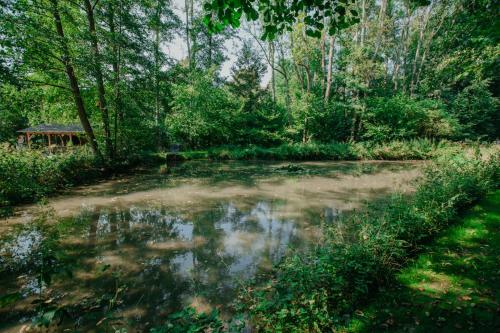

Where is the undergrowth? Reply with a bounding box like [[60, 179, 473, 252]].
[[0, 146, 164, 214], [175, 139, 470, 161]]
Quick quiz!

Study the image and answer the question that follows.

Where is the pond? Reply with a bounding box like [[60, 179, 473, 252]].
[[0, 160, 421, 332]]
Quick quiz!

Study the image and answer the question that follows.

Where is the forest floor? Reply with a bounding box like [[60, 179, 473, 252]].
[[345, 190, 500, 333]]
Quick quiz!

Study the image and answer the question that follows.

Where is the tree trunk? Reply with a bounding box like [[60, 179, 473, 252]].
[[410, 12, 425, 96], [184, 0, 191, 67], [324, 35, 335, 102], [83, 0, 113, 159], [320, 28, 326, 94], [401, 5, 412, 94], [373, 0, 387, 56], [49, 0, 102, 160], [208, 33, 212, 67], [269, 41, 276, 101], [154, 0, 162, 148], [304, 65, 311, 93], [290, 32, 305, 94], [277, 42, 292, 124], [107, 1, 122, 155], [360, 0, 366, 47]]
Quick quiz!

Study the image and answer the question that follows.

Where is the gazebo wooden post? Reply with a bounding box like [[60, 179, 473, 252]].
[[18, 126, 85, 149]]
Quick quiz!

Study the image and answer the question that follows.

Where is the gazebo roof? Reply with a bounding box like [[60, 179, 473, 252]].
[[17, 124, 84, 134]]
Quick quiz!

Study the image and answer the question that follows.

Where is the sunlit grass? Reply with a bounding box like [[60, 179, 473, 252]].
[[345, 190, 500, 332]]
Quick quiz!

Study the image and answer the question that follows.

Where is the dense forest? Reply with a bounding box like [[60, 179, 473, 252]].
[[1, 0, 498, 160]]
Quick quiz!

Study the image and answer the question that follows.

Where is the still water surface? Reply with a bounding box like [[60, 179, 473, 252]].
[[0, 160, 421, 331]]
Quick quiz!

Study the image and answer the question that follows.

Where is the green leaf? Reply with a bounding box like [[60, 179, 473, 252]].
[[0, 292, 21, 308]]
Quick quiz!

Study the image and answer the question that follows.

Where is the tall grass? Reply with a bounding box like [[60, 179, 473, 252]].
[[175, 139, 464, 161]]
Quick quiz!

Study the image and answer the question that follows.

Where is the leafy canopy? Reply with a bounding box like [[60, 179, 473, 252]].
[[203, 0, 431, 40], [204, 0, 360, 40]]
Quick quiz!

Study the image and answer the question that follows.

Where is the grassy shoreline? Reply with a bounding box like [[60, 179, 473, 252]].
[[172, 140, 477, 161], [345, 190, 500, 332], [238, 152, 499, 332], [0, 147, 164, 216], [2, 139, 496, 214]]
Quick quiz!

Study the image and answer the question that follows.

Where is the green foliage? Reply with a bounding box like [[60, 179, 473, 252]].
[[167, 70, 241, 148], [451, 81, 499, 139], [243, 151, 499, 332], [167, 69, 287, 148], [203, 0, 360, 39], [228, 41, 267, 101], [0, 147, 100, 210], [363, 95, 460, 141], [150, 307, 224, 333], [176, 139, 458, 161], [0, 85, 28, 143]]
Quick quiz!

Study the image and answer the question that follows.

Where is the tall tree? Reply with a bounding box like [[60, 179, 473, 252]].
[[83, 0, 113, 158]]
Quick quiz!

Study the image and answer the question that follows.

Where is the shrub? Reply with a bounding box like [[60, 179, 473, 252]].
[[363, 95, 460, 141], [0, 146, 99, 211]]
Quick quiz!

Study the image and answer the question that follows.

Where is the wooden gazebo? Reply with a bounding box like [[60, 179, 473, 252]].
[[17, 124, 85, 148]]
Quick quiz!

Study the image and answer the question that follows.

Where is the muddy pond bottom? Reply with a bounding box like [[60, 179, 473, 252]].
[[0, 160, 421, 332]]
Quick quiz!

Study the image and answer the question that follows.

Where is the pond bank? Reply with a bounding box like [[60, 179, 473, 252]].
[[0, 152, 497, 332], [2, 140, 493, 215], [0, 147, 164, 216], [233, 152, 498, 332], [345, 190, 500, 332], [170, 140, 477, 161]]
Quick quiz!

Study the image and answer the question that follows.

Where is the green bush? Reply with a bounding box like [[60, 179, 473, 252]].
[[243, 151, 499, 332], [363, 95, 460, 141], [0, 146, 99, 210]]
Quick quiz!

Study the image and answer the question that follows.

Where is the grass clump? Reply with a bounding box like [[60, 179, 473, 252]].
[[242, 151, 499, 332]]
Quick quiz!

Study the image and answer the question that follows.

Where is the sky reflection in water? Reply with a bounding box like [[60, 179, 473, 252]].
[[0, 160, 421, 331]]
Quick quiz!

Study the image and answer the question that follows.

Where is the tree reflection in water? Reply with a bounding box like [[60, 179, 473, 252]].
[[0, 198, 320, 330]]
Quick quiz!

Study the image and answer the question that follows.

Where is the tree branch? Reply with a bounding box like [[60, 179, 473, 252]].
[[22, 78, 71, 91]]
